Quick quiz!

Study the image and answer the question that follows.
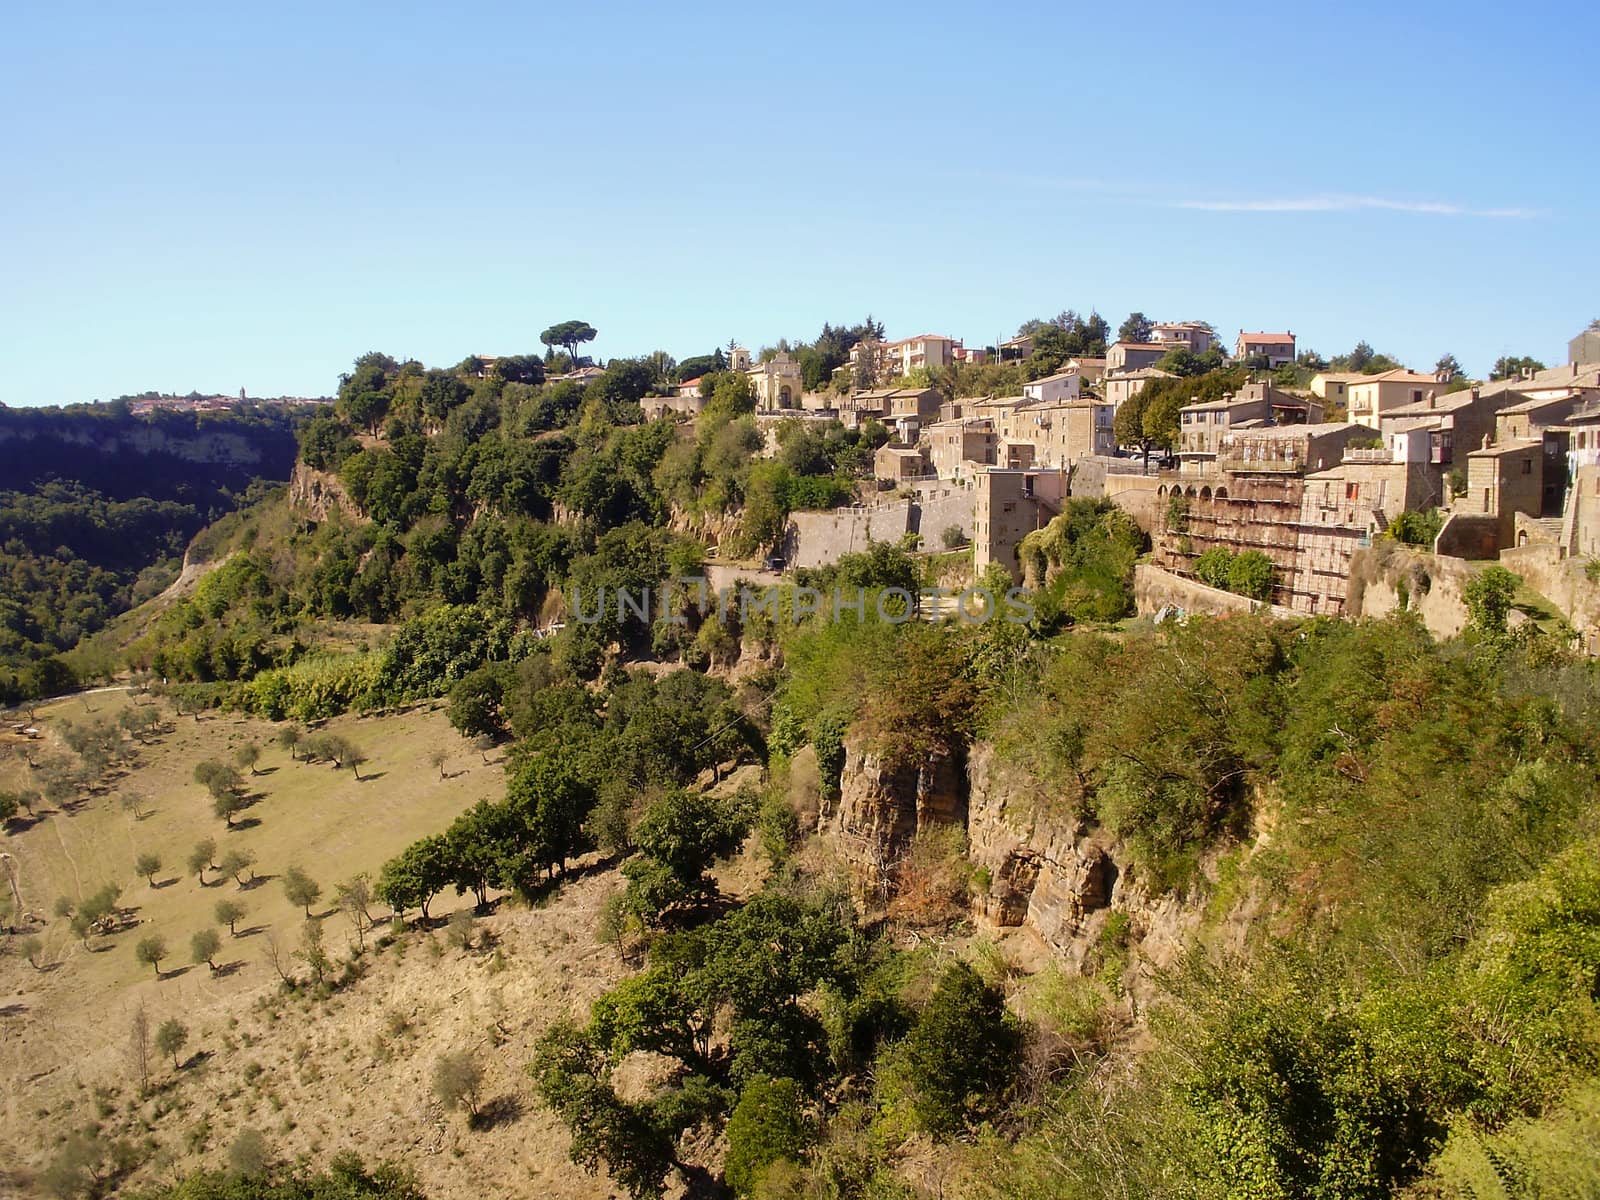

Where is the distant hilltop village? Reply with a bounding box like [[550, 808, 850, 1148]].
[[121, 390, 332, 415]]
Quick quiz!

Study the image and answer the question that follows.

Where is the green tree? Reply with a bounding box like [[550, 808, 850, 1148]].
[[135, 852, 162, 885], [622, 788, 751, 925], [155, 1017, 188, 1069], [541, 320, 599, 365], [502, 755, 594, 885], [1113, 390, 1157, 466], [1117, 311, 1154, 344], [903, 962, 1022, 1136], [136, 934, 168, 978], [447, 666, 507, 740], [378, 834, 452, 922], [530, 1021, 677, 1200], [191, 927, 222, 971], [1490, 355, 1546, 381], [282, 865, 322, 917]]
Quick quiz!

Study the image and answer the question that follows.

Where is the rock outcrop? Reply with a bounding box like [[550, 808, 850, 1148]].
[[963, 743, 1119, 966], [288, 461, 361, 522], [824, 732, 1214, 992], [0, 422, 267, 467], [965, 743, 1210, 983], [668, 505, 745, 550], [819, 732, 964, 903]]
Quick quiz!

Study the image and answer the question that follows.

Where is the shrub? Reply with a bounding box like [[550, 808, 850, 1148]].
[[1465, 565, 1520, 641], [725, 1076, 814, 1196], [902, 962, 1021, 1136], [245, 654, 383, 722], [227, 1127, 272, 1177], [1226, 550, 1275, 602], [1193, 546, 1233, 589], [443, 908, 477, 951], [432, 1050, 483, 1118], [1386, 508, 1444, 548]]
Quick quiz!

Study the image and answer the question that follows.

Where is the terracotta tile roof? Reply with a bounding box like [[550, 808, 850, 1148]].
[[1350, 369, 1438, 385]]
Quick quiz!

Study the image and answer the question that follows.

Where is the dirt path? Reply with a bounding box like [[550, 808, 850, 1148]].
[[49, 813, 84, 900]]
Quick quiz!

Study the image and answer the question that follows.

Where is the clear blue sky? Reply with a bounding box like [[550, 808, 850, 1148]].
[[3, 0, 1594, 406]]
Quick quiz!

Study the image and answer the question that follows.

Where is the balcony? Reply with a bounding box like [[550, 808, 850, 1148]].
[[1343, 448, 1392, 464], [1217, 455, 1304, 473]]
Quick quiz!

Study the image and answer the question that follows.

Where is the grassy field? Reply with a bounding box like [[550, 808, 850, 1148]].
[[0, 692, 595, 1195]]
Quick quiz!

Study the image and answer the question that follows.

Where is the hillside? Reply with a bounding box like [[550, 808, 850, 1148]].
[[2, 349, 1598, 1199], [0, 402, 311, 698]]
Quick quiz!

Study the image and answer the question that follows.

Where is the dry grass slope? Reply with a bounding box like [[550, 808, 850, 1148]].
[[0, 693, 635, 1198]]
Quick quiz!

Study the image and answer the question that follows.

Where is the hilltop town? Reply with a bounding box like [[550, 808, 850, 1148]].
[[619, 317, 1600, 648]]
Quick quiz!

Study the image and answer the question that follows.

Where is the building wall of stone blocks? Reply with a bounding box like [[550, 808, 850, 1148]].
[[783, 491, 977, 569]]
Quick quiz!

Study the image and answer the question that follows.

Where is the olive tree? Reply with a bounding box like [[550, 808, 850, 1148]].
[[134, 852, 162, 886], [191, 927, 222, 971], [282, 866, 322, 917], [188, 839, 218, 885], [155, 1017, 188, 1069], [215, 898, 246, 935], [432, 1050, 483, 1119], [135, 934, 168, 978]]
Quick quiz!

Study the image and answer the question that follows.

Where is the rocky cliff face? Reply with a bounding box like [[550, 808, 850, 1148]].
[[288, 461, 361, 522], [0, 422, 266, 467], [963, 743, 1207, 985], [824, 733, 1214, 990], [818, 733, 965, 903], [668, 505, 745, 550]]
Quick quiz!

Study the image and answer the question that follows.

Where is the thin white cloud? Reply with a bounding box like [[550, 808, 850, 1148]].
[[1177, 193, 1544, 218]]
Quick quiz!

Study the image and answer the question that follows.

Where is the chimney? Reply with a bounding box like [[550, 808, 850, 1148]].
[[1427, 390, 1436, 409]]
